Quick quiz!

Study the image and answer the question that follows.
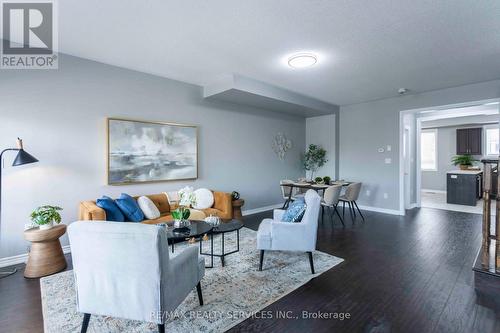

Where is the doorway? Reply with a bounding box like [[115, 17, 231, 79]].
[[400, 99, 500, 215]]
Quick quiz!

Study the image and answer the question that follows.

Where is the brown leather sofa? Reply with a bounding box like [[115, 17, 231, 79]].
[[79, 191, 234, 224]]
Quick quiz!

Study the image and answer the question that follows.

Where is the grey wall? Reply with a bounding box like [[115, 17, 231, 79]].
[[305, 114, 336, 179], [0, 55, 305, 259], [339, 79, 500, 212]]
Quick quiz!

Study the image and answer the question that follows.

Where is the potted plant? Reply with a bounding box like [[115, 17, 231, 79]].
[[172, 187, 197, 229], [323, 176, 331, 185], [314, 176, 324, 184], [451, 154, 477, 170], [303, 144, 328, 180], [30, 205, 63, 230]]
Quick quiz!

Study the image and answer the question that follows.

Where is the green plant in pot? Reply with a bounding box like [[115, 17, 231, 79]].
[[323, 176, 331, 185], [451, 154, 477, 170], [171, 206, 191, 229], [303, 144, 328, 180], [314, 176, 324, 184], [172, 187, 197, 229], [30, 205, 63, 230]]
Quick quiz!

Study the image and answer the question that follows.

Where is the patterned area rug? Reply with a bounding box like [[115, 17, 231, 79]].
[[40, 227, 343, 332]]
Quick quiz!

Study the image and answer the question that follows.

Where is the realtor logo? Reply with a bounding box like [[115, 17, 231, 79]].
[[1, 0, 58, 69]]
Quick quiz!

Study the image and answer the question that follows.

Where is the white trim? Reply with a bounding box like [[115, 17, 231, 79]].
[[406, 203, 418, 209], [421, 189, 446, 194], [356, 204, 403, 216], [242, 204, 282, 216], [0, 245, 71, 269]]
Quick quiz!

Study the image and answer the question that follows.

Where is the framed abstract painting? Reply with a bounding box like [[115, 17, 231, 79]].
[[107, 118, 198, 185]]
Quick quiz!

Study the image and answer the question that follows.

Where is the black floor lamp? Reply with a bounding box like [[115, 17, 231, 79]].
[[0, 138, 38, 279]]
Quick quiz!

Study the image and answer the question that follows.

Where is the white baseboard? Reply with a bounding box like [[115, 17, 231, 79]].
[[356, 204, 403, 216], [406, 203, 418, 209], [421, 189, 446, 194], [242, 204, 282, 216], [0, 244, 71, 269]]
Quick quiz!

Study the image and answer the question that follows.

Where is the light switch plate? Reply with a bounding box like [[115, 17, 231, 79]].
[[387, 145, 392, 152]]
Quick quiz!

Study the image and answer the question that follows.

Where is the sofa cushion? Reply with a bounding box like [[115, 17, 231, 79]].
[[96, 196, 125, 222], [137, 196, 161, 220], [193, 188, 214, 209], [115, 193, 144, 222], [282, 198, 306, 222]]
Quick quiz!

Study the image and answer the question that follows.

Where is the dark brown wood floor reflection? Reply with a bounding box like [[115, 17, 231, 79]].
[[1, 208, 499, 332]]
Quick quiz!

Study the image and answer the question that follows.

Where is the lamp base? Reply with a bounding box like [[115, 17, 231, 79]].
[[0, 267, 17, 279]]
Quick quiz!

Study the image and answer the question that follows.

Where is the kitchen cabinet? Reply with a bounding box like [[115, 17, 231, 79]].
[[456, 128, 482, 155]]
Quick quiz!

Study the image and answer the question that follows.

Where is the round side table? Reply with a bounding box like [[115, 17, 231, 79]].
[[232, 199, 245, 220], [24, 224, 67, 278]]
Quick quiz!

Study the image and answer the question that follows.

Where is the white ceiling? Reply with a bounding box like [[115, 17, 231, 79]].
[[59, 1, 500, 106]]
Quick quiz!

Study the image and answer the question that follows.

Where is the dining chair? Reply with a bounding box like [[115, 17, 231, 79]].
[[320, 185, 344, 226], [280, 179, 301, 208], [339, 182, 365, 221]]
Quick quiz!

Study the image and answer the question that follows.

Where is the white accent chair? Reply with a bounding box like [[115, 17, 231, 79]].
[[257, 190, 321, 274], [68, 221, 205, 333]]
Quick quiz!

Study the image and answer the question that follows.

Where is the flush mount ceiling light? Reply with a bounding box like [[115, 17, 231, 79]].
[[287, 53, 317, 69]]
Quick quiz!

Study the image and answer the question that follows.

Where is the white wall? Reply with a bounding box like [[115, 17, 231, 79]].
[[339, 80, 500, 212], [0, 54, 306, 259], [305, 114, 336, 179]]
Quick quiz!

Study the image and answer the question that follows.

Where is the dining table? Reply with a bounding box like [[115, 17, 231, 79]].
[[280, 181, 352, 209]]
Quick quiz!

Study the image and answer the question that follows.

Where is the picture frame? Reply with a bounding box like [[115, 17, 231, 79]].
[[106, 118, 198, 185]]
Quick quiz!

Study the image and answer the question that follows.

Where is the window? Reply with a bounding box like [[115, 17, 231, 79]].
[[421, 129, 437, 171], [485, 126, 499, 156]]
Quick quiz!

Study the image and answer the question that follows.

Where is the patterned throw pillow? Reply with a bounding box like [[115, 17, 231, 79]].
[[282, 198, 307, 222]]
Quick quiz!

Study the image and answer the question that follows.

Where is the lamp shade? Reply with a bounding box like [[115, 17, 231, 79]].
[[12, 149, 38, 166]]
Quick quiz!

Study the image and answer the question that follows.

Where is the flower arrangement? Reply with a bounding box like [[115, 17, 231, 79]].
[[178, 186, 197, 207]]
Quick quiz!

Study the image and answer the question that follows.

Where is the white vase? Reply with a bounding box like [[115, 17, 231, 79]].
[[39, 221, 54, 230]]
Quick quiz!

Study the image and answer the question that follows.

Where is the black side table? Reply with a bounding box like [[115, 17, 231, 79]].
[[200, 220, 244, 268]]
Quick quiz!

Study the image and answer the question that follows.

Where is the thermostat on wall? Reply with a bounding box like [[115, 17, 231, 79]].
[[378, 147, 385, 153]]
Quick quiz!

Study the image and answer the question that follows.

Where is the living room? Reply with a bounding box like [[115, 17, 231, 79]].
[[1, 2, 500, 333]]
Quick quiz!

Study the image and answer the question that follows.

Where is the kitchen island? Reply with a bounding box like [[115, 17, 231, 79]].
[[446, 170, 483, 206]]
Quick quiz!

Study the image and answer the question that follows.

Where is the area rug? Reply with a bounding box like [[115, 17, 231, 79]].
[[40, 227, 343, 333]]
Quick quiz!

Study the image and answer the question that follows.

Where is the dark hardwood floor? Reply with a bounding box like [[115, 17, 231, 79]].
[[1, 207, 499, 332]]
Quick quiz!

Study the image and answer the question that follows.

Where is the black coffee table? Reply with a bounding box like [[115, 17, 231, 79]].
[[165, 220, 213, 254], [200, 219, 244, 268]]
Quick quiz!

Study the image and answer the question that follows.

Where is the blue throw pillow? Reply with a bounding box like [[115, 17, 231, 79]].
[[282, 198, 307, 222], [96, 196, 125, 222], [115, 193, 145, 222]]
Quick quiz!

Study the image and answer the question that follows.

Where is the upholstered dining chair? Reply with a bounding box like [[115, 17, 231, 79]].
[[257, 190, 321, 274], [321, 185, 344, 226], [68, 221, 205, 333], [339, 182, 365, 221]]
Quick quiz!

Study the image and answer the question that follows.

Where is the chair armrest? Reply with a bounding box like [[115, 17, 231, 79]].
[[169, 246, 201, 283], [273, 209, 286, 221], [213, 191, 232, 219], [79, 201, 106, 220]]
